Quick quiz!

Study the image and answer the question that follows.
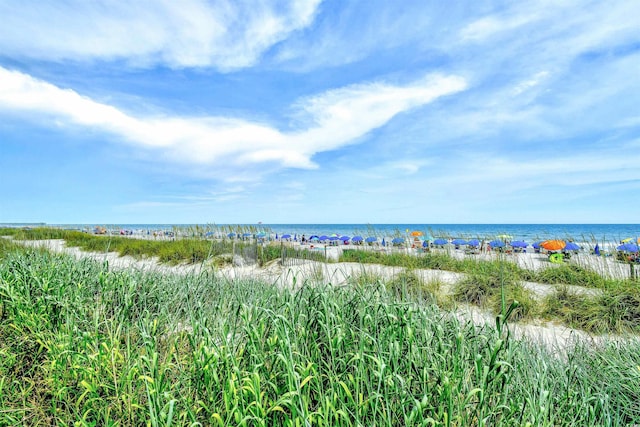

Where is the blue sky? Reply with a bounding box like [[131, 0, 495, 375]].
[[1, 0, 639, 224]]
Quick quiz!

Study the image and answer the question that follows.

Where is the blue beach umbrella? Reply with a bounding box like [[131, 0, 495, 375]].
[[281, 234, 291, 239], [489, 240, 505, 248], [564, 242, 581, 251], [365, 237, 378, 243], [594, 244, 601, 256], [434, 238, 448, 246], [319, 235, 329, 241], [329, 236, 340, 241], [340, 235, 350, 242], [391, 237, 405, 245], [381, 238, 386, 246], [352, 236, 363, 242], [451, 238, 467, 246], [467, 239, 480, 247], [510, 241, 528, 248], [532, 242, 542, 249], [227, 232, 236, 238], [617, 243, 639, 252]]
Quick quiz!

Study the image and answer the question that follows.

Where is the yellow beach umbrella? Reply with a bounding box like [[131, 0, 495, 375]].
[[621, 237, 633, 243]]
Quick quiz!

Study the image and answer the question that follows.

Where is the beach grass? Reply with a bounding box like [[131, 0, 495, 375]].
[[1, 245, 639, 425]]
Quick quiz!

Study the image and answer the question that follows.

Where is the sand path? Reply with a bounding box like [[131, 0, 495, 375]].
[[13, 239, 638, 351]]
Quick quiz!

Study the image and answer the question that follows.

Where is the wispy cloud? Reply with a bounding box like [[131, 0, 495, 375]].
[[0, 67, 466, 178], [0, 0, 321, 70]]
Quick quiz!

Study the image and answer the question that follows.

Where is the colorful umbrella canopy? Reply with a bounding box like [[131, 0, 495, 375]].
[[510, 241, 528, 248], [410, 231, 424, 237], [433, 238, 448, 245], [281, 234, 291, 239], [351, 236, 363, 242], [621, 237, 633, 243], [340, 235, 350, 241], [365, 237, 378, 243], [391, 237, 405, 244], [467, 239, 480, 247], [541, 240, 565, 251], [564, 242, 581, 251], [489, 240, 506, 248], [319, 235, 329, 241], [451, 238, 467, 245], [617, 243, 639, 252], [532, 242, 542, 249]]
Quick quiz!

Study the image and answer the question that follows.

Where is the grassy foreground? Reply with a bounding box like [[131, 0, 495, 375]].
[[1, 245, 639, 425]]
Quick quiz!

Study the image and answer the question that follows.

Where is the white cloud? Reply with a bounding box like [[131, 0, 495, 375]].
[[0, 67, 466, 178], [0, 0, 321, 70]]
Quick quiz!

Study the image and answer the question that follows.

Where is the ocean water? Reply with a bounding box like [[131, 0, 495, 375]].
[[48, 223, 640, 244]]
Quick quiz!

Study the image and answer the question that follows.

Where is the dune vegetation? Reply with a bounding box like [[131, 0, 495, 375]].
[[1, 235, 640, 425]]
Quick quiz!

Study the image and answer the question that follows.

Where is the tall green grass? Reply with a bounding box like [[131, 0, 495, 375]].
[[1, 247, 639, 425]]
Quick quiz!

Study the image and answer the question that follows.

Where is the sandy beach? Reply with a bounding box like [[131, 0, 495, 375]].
[[13, 237, 638, 352]]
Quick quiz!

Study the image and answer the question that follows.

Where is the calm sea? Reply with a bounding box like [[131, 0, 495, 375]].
[[47, 223, 640, 244]]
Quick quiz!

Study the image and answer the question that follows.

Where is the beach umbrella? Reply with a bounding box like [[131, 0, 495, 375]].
[[227, 232, 236, 238], [365, 237, 377, 243], [422, 240, 429, 248], [256, 232, 267, 238], [392, 237, 405, 245], [328, 236, 340, 241], [281, 234, 291, 239], [451, 238, 467, 246], [381, 238, 386, 246], [510, 241, 528, 248], [617, 243, 639, 252], [621, 237, 633, 243], [564, 242, 581, 251], [310, 235, 320, 242], [467, 239, 480, 247], [433, 238, 448, 246], [294, 234, 297, 241], [319, 235, 329, 241], [352, 236, 363, 242], [532, 242, 542, 249], [594, 244, 601, 256], [497, 234, 513, 240], [489, 240, 505, 248], [540, 240, 565, 251], [411, 231, 423, 237], [340, 235, 350, 241]]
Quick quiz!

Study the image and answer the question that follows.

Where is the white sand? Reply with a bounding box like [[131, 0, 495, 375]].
[[13, 238, 638, 352]]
